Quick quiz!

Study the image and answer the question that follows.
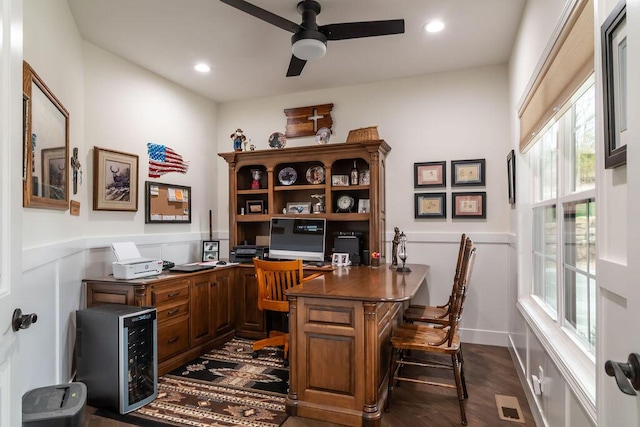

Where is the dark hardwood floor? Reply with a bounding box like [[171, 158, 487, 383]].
[[87, 342, 535, 427]]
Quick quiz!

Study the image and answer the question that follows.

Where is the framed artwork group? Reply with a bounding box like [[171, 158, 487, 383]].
[[413, 159, 487, 220]]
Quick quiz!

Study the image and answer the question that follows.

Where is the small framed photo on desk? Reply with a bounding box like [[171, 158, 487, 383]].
[[331, 253, 350, 266], [202, 240, 219, 262]]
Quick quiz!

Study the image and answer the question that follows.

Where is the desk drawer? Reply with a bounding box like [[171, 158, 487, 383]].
[[152, 280, 190, 307], [158, 317, 189, 360], [157, 301, 189, 322]]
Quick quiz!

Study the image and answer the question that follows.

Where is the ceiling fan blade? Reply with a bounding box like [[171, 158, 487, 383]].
[[320, 19, 405, 40], [286, 55, 307, 77], [220, 0, 301, 33]]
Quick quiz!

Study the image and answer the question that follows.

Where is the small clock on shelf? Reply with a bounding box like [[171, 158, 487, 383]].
[[336, 194, 355, 213]]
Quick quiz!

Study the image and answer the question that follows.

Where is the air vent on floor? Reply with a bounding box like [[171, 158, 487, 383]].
[[495, 394, 525, 423]]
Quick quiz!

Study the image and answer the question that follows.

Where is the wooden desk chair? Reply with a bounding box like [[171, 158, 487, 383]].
[[252, 258, 320, 364], [386, 242, 476, 425], [404, 234, 468, 325]]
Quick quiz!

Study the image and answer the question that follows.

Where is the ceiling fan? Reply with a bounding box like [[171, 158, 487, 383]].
[[220, 0, 405, 77]]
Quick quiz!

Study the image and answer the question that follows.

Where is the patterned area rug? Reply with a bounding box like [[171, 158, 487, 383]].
[[96, 338, 289, 427]]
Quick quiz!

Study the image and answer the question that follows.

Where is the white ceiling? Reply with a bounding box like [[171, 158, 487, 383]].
[[66, 0, 526, 103]]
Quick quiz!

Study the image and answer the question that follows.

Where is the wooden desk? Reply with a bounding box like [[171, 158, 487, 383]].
[[83, 267, 239, 375], [83, 263, 335, 375], [285, 264, 429, 427]]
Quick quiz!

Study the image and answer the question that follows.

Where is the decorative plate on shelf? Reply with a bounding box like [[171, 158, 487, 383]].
[[306, 166, 325, 184], [269, 132, 287, 149], [278, 167, 297, 185], [315, 127, 331, 145]]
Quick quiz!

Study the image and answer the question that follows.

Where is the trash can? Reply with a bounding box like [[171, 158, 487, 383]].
[[22, 382, 86, 426]]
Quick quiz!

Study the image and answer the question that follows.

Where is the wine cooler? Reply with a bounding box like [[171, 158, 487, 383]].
[[76, 304, 157, 414]]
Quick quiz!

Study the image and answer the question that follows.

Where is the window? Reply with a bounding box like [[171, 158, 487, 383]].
[[564, 199, 596, 349], [528, 77, 596, 354]]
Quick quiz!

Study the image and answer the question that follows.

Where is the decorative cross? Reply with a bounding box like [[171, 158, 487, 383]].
[[70, 147, 82, 194], [307, 108, 324, 132], [284, 103, 333, 138]]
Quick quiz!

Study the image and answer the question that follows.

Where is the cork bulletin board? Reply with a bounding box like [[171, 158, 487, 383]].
[[145, 181, 191, 224]]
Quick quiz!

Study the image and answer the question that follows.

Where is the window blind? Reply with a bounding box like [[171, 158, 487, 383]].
[[518, 0, 594, 152]]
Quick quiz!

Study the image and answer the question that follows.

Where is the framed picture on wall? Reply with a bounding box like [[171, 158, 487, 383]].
[[414, 193, 446, 218], [452, 192, 486, 219], [602, 0, 627, 168], [451, 159, 485, 187], [414, 161, 446, 188], [507, 150, 516, 205], [93, 147, 139, 211]]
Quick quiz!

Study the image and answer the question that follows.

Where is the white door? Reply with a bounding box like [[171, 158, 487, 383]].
[[597, 0, 640, 424], [0, 0, 23, 425]]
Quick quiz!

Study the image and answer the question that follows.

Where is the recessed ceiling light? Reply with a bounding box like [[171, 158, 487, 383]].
[[194, 63, 211, 73], [424, 21, 445, 33]]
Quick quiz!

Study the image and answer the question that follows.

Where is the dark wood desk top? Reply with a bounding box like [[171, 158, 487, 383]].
[[83, 264, 428, 303], [285, 264, 429, 302]]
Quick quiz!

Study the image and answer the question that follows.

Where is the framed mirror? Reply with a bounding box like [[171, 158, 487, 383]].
[[23, 61, 70, 210]]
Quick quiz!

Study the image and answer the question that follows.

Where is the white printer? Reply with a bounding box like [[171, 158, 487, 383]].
[[111, 242, 163, 280]]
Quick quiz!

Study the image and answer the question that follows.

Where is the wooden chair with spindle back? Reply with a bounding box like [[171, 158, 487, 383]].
[[252, 258, 320, 364], [386, 239, 477, 425], [404, 234, 468, 325]]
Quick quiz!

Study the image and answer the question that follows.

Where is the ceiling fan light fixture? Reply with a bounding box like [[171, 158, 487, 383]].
[[291, 31, 327, 60]]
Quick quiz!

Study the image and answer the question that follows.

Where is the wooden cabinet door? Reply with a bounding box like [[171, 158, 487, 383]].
[[190, 269, 237, 347], [190, 273, 214, 347], [235, 268, 266, 339], [212, 268, 234, 335]]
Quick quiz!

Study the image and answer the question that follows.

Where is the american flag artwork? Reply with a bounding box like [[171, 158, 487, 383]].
[[147, 142, 189, 178]]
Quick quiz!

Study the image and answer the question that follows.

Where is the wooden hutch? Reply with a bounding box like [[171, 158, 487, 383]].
[[219, 139, 390, 264]]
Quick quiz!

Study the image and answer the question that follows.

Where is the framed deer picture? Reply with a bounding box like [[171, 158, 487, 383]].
[[93, 147, 139, 211]]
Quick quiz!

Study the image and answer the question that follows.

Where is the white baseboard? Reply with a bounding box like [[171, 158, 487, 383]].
[[459, 327, 509, 347]]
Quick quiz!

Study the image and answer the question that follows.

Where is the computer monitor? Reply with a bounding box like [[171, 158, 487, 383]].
[[269, 217, 326, 262]]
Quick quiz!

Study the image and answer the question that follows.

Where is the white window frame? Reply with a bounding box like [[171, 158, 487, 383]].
[[518, 77, 597, 416]]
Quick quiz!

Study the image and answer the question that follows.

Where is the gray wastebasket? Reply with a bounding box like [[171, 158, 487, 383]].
[[22, 382, 86, 426]]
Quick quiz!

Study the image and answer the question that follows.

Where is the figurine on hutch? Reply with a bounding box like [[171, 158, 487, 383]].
[[250, 169, 262, 189], [390, 227, 400, 268], [230, 128, 246, 151]]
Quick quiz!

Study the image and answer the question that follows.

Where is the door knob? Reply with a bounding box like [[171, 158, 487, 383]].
[[11, 308, 38, 332], [605, 353, 640, 395]]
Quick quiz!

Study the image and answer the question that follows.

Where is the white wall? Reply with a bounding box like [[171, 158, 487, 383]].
[[22, 0, 219, 251], [82, 42, 219, 238], [508, 0, 597, 426], [217, 65, 511, 236], [217, 65, 513, 345], [18, 0, 219, 395], [22, 0, 85, 249]]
